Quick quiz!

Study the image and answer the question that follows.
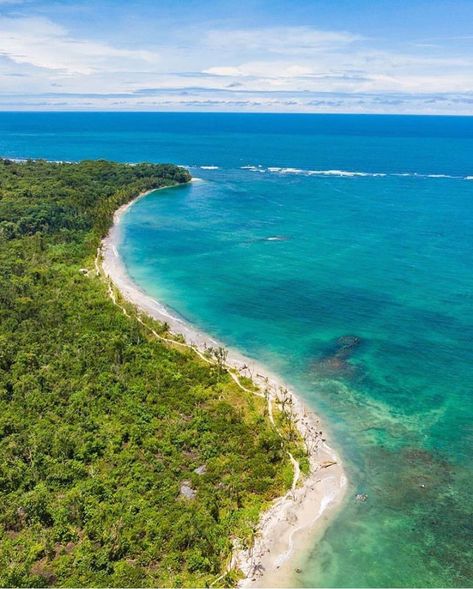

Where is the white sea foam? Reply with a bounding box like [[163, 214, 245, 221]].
[[239, 164, 468, 180], [277, 167, 305, 174], [267, 167, 386, 177], [308, 169, 387, 177], [241, 165, 266, 172], [394, 172, 459, 179], [1, 156, 73, 164], [200, 165, 219, 170]]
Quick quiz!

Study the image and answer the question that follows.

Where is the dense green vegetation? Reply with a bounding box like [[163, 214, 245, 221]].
[[0, 159, 299, 587]]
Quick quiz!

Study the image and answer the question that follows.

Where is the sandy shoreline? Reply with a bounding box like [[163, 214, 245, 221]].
[[100, 183, 348, 588]]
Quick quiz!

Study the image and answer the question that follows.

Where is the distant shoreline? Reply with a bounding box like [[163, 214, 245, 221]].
[[100, 182, 348, 587]]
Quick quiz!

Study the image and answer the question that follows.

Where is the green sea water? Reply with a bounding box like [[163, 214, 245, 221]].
[[1, 113, 472, 587], [119, 172, 473, 587]]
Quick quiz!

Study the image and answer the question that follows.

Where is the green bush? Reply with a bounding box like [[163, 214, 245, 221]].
[[0, 159, 291, 587]]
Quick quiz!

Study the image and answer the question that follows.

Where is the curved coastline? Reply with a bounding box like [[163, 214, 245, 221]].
[[100, 184, 348, 587]]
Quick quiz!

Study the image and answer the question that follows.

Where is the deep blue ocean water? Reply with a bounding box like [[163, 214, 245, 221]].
[[1, 112, 472, 587]]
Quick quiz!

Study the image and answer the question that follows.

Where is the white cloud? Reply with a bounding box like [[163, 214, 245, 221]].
[[0, 16, 158, 75], [204, 62, 313, 78], [205, 26, 363, 55], [196, 25, 472, 97], [199, 47, 473, 95], [2, 89, 473, 115], [0, 16, 472, 113]]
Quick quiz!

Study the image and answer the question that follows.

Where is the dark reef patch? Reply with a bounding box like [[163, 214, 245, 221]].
[[310, 334, 363, 378]]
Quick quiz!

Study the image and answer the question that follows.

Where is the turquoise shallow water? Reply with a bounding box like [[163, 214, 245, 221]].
[[1, 113, 472, 587]]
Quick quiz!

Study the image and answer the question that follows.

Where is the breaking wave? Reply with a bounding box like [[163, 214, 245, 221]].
[[238, 165, 470, 180]]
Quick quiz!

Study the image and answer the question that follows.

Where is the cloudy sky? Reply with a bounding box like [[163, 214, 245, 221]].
[[1, 0, 473, 113]]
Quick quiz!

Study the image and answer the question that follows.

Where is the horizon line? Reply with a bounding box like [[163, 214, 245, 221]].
[[1, 110, 473, 118]]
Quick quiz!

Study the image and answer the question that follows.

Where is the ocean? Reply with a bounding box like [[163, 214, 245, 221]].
[[1, 112, 472, 587]]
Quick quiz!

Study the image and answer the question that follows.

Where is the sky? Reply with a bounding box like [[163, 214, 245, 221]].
[[0, 0, 473, 113]]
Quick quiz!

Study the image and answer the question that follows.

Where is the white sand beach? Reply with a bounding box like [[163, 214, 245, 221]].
[[100, 184, 348, 588]]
